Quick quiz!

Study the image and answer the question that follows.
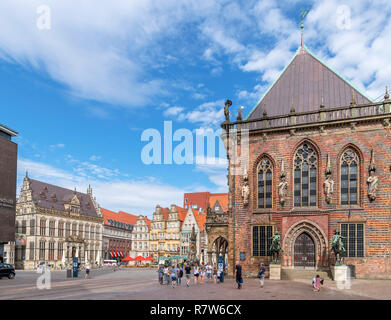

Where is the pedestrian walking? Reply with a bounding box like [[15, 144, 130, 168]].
[[206, 263, 212, 282], [185, 263, 192, 287], [158, 264, 164, 285], [194, 264, 200, 285], [178, 264, 183, 285], [313, 274, 324, 292], [175, 264, 180, 285], [200, 264, 205, 284], [213, 264, 218, 284], [235, 261, 243, 289], [258, 263, 265, 287], [164, 265, 170, 285], [217, 268, 221, 283], [170, 265, 177, 288], [85, 263, 90, 279]]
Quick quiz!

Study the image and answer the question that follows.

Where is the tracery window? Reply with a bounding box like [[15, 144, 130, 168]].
[[258, 158, 273, 208], [341, 150, 359, 205], [294, 143, 317, 207], [252, 225, 273, 257], [341, 223, 364, 257]]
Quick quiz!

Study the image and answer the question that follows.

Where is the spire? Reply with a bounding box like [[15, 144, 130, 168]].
[[25, 171, 29, 178]]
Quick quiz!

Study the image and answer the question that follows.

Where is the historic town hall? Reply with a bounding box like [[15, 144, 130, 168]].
[[221, 40, 391, 279]]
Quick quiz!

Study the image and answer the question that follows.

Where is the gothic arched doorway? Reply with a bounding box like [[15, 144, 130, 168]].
[[294, 232, 315, 269]]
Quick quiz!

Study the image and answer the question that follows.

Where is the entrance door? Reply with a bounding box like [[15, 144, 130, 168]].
[[294, 233, 315, 269]]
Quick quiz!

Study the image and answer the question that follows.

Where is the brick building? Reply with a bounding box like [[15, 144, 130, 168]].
[[0, 123, 18, 264], [222, 42, 391, 279], [101, 208, 138, 261]]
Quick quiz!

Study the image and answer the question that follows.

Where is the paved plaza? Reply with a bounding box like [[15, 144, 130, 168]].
[[0, 268, 390, 300]]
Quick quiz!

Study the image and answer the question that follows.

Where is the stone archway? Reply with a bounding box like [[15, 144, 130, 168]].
[[282, 220, 328, 269]]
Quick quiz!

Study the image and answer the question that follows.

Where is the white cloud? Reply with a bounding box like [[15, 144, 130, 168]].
[[18, 158, 185, 217], [163, 106, 184, 117]]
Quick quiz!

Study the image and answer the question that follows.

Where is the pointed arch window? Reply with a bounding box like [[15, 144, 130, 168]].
[[341, 149, 359, 205], [258, 158, 273, 208], [294, 143, 317, 207]]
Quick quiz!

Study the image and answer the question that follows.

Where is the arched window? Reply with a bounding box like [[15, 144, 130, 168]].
[[341, 149, 359, 205], [294, 143, 317, 207], [258, 158, 273, 208]]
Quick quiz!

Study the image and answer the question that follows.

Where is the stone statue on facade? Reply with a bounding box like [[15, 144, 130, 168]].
[[224, 99, 232, 123], [237, 106, 243, 121], [324, 154, 334, 204], [241, 170, 250, 206], [278, 160, 288, 205], [367, 149, 378, 201], [331, 228, 346, 265], [270, 230, 282, 263]]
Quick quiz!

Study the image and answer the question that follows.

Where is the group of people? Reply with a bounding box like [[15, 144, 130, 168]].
[[158, 262, 225, 288]]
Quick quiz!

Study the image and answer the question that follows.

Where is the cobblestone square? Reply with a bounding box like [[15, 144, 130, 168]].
[[1, 268, 390, 300]]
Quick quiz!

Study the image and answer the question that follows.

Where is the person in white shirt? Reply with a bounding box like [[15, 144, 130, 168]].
[[193, 264, 200, 285], [206, 264, 212, 282]]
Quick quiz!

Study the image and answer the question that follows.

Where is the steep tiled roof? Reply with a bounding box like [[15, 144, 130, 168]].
[[209, 193, 229, 212], [247, 45, 372, 120], [101, 208, 139, 226], [28, 178, 99, 218], [194, 209, 207, 232]]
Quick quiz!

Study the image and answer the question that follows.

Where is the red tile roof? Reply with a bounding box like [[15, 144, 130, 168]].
[[209, 193, 229, 212], [101, 208, 139, 226]]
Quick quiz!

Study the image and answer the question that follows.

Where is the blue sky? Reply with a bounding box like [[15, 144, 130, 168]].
[[1, 0, 390, 217]]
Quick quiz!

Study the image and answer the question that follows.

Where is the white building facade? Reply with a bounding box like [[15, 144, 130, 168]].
[[15, 175, 103, 270]]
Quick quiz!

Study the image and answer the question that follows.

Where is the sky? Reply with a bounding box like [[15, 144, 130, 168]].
[[1, 0, 390, 218]]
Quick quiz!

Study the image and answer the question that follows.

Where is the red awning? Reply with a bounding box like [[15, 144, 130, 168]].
[[145, 256, 157, 261], [133, 256, 146, 261], [122, 256, 134, 261]]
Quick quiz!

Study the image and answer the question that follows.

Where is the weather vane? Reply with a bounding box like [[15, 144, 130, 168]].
[[299, 8, 309, 29], [299, 8, 309, 47]]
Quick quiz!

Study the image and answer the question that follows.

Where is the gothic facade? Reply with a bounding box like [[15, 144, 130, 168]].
[[223, 44, 391, 278]]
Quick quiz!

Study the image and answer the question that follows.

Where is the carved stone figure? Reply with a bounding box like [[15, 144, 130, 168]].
[[367, 149, 378, 201], [237, 106, 243, 121], [224, 99, 232, 122], [278, 160, 288, 205], [324, 154, 334, 204], [331, 228, 346, 265], [242, 171, 250, 206]]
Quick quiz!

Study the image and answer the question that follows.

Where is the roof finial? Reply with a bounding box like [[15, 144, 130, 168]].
[[320, 96, 325, 109], [290, 98, 295, 113], [385, 85, 390, 101], [350, 89, 356, 106]]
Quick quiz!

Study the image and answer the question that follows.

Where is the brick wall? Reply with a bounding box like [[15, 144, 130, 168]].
[[228, 121, 391, 278]]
